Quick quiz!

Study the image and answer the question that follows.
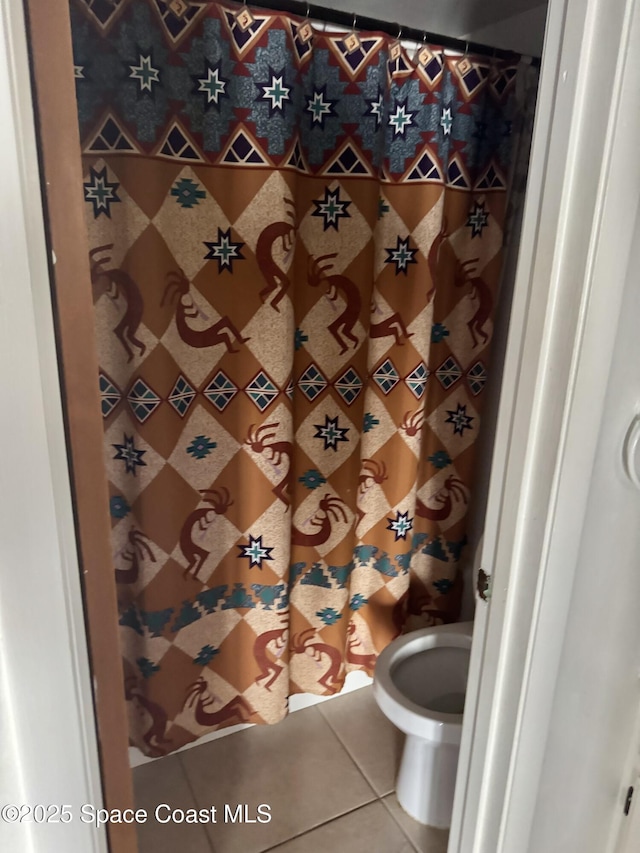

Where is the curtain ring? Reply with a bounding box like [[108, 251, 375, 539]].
[[344, 11, 361, 53], [489, 45, 499, 81], [414, 28, 428, 64], [299, 2, 313, 44], [390, 22, 402, 60], [457, 40, 471, 73]]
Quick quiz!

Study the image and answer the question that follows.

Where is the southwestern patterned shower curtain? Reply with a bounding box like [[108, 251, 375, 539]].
[[71, 0, 522, 756]]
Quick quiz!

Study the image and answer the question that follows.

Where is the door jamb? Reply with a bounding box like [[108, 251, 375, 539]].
[[450, 0, 640, 849], [20, 0, 137, 851]]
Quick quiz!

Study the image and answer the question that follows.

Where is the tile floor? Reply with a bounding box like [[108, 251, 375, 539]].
[[133, 685, 449, 853]]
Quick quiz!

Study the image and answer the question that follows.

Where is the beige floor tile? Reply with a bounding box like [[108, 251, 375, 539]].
[[133, 754, 213, 853], [318, 686, 403, 796], [382, 794, 449, 853], [267, 801, 413, 853], [180, 705, 377, 853]]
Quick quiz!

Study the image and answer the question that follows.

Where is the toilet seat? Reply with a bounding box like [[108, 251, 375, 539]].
[[373, 622, 473, 744]]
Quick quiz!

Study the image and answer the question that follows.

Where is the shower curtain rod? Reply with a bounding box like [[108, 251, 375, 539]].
[[189, 0, 541, 64]]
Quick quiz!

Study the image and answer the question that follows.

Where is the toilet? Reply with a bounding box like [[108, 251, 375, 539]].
[[373, 621, 473, 828]]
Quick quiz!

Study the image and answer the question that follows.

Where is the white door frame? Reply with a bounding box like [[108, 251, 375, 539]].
[[450, 0, 640, 849], [2, 0, 638, 850]]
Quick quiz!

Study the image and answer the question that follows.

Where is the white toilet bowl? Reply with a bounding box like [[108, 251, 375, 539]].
[[373, 621, 473, 828]]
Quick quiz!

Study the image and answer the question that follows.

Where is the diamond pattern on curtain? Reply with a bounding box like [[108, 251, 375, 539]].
[[71, 0, 521, 757]]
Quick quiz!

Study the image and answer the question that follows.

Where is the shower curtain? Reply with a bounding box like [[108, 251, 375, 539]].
[[70, 0, 524, 756]]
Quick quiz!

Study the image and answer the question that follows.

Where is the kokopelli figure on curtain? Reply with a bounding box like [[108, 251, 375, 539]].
[[346, 623, 377, 674], [292, 494, 348, 547], [179, 488, 234, 579], [455, 257, 494, 348], [427, 217, 449, 302], [356, 459, 389, 527], [400, 409, 424, 437], [183, 678, 255, 727], [256, 197, 297, 311], [244, 423, 293, 508], [125, 677, 172, 758], [253, 621, 288, 691], [358, 459, 389, 494], [308, 253, 361, 354], [115, 528, 155, 585], [89, 244, 145, 362], [370, 296, 414, 345], [290, 628, 344, 693], [416, 476, 469, 522], [162, 270, 250, 352]]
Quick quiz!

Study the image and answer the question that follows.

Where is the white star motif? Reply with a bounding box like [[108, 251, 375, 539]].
[[312, 187, 351, 231], [385, 236, 417, 275], [387, 511, 413, 541], [466, 203, 490, 238], [129, 54, 160, 93], [86, 178, 113, 210], [440, 107, 454, 136], [389, 103, 414, 136], [198, 66, 226, 104], [238, 535, 274, 568], [262, 75, 290, 111], [313, 415, 349, 451], [83, 166, 120, 219], [203, 227, 245, 273], [367, 94, 384, 126], [307, 90, 333, 125], [445, 403, 474, 436], [112, 433, 146, 475]]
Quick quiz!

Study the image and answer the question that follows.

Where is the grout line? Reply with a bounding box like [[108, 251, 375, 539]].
[[317, 709, 380, 801], [317, 695, 391, 800], [259, 800, 382, 852], [175, 752, 218, 853], [380, 795, 423, 853], [176, 750, 200, 803], [170, 707, 377, 852], [164, 702, 408, 853]]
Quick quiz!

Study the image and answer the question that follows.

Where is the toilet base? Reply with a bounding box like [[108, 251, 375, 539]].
[[395, 733, 460, 828]]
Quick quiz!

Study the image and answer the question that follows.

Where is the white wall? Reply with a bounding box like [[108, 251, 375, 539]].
[[527, 198, 640, 853], [468, 0, 640, 842], [330, 0, 548, 57], [465, 4, 548, 57]]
